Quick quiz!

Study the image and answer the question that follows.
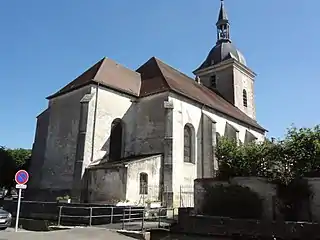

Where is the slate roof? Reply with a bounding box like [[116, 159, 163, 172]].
[[47, 57, 266, 132]]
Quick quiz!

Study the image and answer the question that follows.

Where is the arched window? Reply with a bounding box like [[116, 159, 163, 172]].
[[243, 89, 248, 107], [184, 124, 194, 163], [139, 173, 148, 195], [210, 75, 217, 88], [109, 118, 123, 161]]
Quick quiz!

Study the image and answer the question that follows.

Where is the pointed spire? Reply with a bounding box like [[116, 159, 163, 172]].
[[217, 0, 228, 26], [216, 0, 231, 43], [217, 0, 229, 26]]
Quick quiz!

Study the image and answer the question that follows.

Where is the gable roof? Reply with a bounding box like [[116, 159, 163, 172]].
[[137, 57, 266, 132], [47, 57, 141, 99], [47, 56, 266, 132]]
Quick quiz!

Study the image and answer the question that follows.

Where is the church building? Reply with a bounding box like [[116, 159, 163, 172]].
[[28, 0, 266, 207]]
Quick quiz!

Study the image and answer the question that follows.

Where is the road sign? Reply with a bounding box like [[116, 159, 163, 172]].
[[16, 184, 27, 189], [15, 170, 29, 185], [14, 170, 29, 232]]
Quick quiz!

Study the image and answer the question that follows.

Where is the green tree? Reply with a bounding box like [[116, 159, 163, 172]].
[[0, 147, 31, 192], [215, 124, 320, 185]]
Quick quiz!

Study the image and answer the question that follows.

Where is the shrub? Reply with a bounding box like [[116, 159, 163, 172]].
[[201, 184, 263, 219]]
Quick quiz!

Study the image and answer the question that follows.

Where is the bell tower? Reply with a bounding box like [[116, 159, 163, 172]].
[[193, 0, 256, 120]]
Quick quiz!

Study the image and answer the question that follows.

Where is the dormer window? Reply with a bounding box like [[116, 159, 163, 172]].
[[210, 75, 217, 88]]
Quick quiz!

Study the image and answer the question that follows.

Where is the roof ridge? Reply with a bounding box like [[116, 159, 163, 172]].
[[93, 57, 107, 80], [153, 57, 195, 82], [150, 57, 171, 89]]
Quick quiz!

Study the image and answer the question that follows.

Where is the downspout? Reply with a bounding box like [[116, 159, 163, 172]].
[[91, 81, 99, 162], [201, 105, 205, 178]]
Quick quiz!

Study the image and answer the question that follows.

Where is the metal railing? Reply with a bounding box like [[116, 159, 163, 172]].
[[121, 207, 176, 231], [57, 205, 132, 226], [57, 205, 176, 230]]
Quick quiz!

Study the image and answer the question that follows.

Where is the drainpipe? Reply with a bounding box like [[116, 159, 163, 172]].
[[91, 81, 99, 162], [201, 105, 205, 178]]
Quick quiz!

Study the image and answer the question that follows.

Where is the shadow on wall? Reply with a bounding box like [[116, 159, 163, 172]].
[[82, 92, 167, 203]]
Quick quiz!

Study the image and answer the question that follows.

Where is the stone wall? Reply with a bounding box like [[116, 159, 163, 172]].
[[174, 208, 320, 239], [194, 177, 276, 220], [307, 178, 320, 222], [39, 86, 92, 197]]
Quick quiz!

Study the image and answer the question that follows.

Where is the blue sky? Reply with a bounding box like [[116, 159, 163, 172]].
[[1, 0, 319, 149]]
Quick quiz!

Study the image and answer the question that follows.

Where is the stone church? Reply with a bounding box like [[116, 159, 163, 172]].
[[28, 1, 266, 207]]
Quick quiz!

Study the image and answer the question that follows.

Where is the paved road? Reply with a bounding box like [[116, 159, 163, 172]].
[[0, 227, 134, 240]]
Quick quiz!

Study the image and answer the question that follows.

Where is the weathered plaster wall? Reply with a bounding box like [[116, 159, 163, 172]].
[[169, 93, 265, 206], [28, 108, 50, 189], [86, 154, 162, 204], [231, 177, 276, 220], [194, 177, 276, 220], [87, 167, 127, 203], [40, 86, 91, 192], [126, 155, 162, 204], [307, 178, 320, 222], [233, 66, 256, 119], [86, 87, 167, 163], [134, 93, 167, 156]]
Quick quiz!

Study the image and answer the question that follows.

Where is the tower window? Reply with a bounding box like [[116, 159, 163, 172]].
[[243, 89, 248, 107], [210, 75, 217, 88]]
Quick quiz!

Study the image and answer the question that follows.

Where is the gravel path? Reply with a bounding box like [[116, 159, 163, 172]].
[[0, 227, 134, 240]]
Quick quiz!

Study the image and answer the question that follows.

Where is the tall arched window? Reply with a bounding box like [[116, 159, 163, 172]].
[[139, 173, 148, 195], [184, 124, 194, 163], [243, 89, 248, 107], [109, 118, 123, 161]]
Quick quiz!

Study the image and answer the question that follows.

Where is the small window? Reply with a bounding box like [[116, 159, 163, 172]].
[[139, 173, 148, 195], [243, 89, 248, 107], [210, 75, 217, 88]]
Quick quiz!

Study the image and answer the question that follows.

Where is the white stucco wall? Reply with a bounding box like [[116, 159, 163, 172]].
[[85, 85, 135, 163], [169, 93, 265, 206], [126, 155, 162, 204]]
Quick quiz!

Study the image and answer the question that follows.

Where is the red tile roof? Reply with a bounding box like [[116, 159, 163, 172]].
[[47, 57, 266, 132]]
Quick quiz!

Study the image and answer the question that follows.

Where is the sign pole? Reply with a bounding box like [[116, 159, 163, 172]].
[[15, 188, 22, 232], [14, 169, 29, 233]]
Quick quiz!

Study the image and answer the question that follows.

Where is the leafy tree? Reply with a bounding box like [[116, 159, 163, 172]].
[[0, 146, 31, 192], [215, 124, 320, 185]]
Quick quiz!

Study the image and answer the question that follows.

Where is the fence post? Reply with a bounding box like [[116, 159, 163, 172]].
[[141, 208, 145, 231], [122, 209, 125, 230], [165, 185, 168, 207], [110, 207, 114, 224], [129, 206, 131, 222], [89, 207, 93, 226], [58, 206, 62, 226], [158, 208, 161, 228]]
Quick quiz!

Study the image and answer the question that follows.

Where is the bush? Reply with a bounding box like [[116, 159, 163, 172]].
[[201, 184, 263, 219]]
